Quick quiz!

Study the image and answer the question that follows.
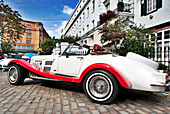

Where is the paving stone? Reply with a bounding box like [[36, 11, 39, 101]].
[[81, 112, 91, 114], [136, 109, 147, 114], [72, 110, 80, 114], [63, 100, 69, 105], [87, 105, 96, 110], [119, 111, 129, 114], [26, 109, 36, 114], [78, 103, 86, 107], [152, 109, 164, 113], [125, 108, 136, 113], [71, 102, 78, 110], [9, 103, 22, 111], [154, 105, 166, 110], [80, 107, 89, 112], [0, 109, 8, 114], [46, 109, 53, 114], [97, 106, 107, 113], [91, 110, 100, 114], [36, 107, 45, 113], [63, 105, 70, 112], [55, 104, 62, 111], [16, 106, 27, 113]]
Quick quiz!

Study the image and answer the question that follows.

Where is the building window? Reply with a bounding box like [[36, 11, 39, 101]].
[[26, 46, 33, 50], [106, 3, 110, 10], [79, 31, 81, 36], [26, 24, 31, 28], [157, 32, 162, 40], [17, 39, 21, 43], [24, 46, 28, 50], [15, 45, 23, 49], [26, 29, 31, 33], [104, 0, 110, 10], [27, 35, 31, 38], [92, 20, 95, 28], [92, 0, 95, 13], [26, 40, 31, 44], [83, 28, 85, 34], [147, 0, 156, 13], [83, 13, 85, 22], [87, 24, 89, 32], [79, 17, 81, 25], [164, 30, 170, 39], [87, 7, 89, 18], [141, 0, 162, 16]]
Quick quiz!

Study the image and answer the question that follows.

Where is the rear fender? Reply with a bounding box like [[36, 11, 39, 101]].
[[79, 63, 131, 88]]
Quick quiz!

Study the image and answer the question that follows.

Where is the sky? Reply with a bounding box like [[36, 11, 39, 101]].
[[4, 0, 79, 38]]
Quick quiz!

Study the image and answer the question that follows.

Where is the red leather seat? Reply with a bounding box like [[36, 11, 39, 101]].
[[93, 44, 106, 51]]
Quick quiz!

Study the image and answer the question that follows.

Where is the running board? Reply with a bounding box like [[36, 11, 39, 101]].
[[29, 71, 77, 82]]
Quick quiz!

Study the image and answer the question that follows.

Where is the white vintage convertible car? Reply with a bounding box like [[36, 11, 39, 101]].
[[7, 43, 170, 104]]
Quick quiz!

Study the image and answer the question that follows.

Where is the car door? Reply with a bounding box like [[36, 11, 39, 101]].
[[58, 44, 88, 76], [58, 56, 84, 76]]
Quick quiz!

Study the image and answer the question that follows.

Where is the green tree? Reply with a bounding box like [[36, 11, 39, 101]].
[[0, 0, 25, 44], [61, 35, 80, 43], [1, 40, 13, 53], [100, 17, 154, 57], [40, 38, 56, 54]]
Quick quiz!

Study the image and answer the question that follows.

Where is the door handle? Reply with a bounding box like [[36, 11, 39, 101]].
[[77, 57, 84, 60]]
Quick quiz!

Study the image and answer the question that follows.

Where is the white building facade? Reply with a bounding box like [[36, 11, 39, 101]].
[[61, 0, 170, 51], [61, 0, 133, 46]]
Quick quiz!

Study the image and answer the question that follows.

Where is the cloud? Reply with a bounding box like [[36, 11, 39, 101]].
[[56, 21, 67, 33], [62, 5, 74, 15], [47, 21, 67, 38], [54, 24, 57, 27]]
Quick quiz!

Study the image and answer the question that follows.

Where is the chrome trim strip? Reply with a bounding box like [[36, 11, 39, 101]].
[[150, 84, 170, 87]]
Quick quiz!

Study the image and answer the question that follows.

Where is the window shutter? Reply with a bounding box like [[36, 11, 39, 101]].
[[141, 0, 147, 16], [156, 0, 162, 9]]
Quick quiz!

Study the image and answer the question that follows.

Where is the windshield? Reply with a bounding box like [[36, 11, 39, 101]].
[[63, 44, 90, 56]]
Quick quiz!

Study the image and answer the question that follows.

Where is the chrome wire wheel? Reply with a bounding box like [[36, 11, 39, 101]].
[[8, 66, 18, 83], [7, 64, 25, 85], [86, 73, 113, 102]]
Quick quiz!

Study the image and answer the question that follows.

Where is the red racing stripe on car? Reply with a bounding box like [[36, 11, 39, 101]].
[[8, 60, 131, 88]]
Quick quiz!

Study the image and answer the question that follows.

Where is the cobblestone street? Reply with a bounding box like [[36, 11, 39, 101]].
[[0, 71, 169, 114]]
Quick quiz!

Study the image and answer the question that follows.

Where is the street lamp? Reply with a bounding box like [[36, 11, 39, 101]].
[[37, 23, 42, 52]]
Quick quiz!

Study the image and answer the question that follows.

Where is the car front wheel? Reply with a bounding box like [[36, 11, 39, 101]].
[[83, 70, 120, 104], [7, 64, 25, 85]]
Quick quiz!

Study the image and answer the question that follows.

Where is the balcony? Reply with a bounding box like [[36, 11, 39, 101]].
[[118, 2, 132, 13]]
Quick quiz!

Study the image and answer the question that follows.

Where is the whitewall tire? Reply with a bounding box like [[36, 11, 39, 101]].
[[83, 70, 120, 104]]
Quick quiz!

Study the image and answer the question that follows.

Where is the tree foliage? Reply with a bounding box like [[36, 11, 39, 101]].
[[1, 40, 13, 53], [0, 0, 25, 44], [40, 38, 59, 54], [61, 35, 80, 43], [100, 17, 154, 57]]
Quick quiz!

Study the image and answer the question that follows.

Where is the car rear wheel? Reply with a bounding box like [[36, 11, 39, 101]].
[[83, 70, 120, 104], [7, 64, 25, 85]]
